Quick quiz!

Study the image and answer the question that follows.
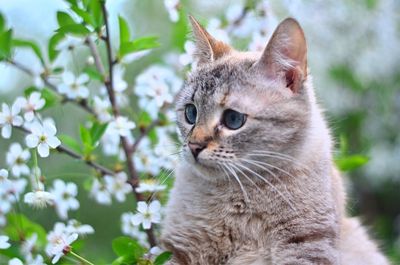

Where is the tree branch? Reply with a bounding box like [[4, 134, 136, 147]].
[[15, 126, 115, 176], [100, 2, 157, 247]]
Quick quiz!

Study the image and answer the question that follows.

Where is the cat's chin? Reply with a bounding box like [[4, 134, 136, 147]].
[[182, 154, 226, 182]]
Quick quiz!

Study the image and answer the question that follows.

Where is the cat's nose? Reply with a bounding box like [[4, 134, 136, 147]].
[[188, 141, 207, 159]]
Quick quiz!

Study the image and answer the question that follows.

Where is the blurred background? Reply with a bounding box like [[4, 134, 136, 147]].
[[0, 0, 399, 263]]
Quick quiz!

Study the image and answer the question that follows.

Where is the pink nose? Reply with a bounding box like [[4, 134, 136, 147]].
[[188, 142, 207, 159]]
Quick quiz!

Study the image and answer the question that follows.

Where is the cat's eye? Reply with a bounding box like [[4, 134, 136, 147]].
[[222, 109, 247, 130], [185, 104, 197, 124]]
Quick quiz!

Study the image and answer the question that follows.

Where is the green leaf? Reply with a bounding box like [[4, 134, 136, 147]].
[[24, 86, 39, 97], [48, 32, 65, 61], [118, 16, 130, 46], [335, 155, 369, 172], [65, 0, 78, 6], [111, 255, 136, 265], [41, 88, 59, 109], [0, 29, 12, 60], [83, 67, 103, 81], [80, 125, 93, 148], [79, 125, 96, 155], [154, 252, 173, 265], [59, 134, 82, 154], [119, 36, 159, 58], [12, 39, 45, 65], [112, 237, 145, 260], [171, 8, 188, 50], [56, 24, 90, 36], [89, 0, 103, 30], [71, 6, 95, 27], [57, 11, 76, 27], [90, 121, 108, 145], [0, 13, 5, 32], [4, 213, 47, 247]]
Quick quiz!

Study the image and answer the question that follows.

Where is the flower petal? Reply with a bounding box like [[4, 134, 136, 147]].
[[137, 201, 148, 213], [47, 136, 61, 148], [37, 143, 50, 157], [26, 134, 39, 148], [1, 124, 12, 139]]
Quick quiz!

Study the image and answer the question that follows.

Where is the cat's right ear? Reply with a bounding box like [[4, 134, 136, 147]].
[[189, 15, 232, 65], [253, 18, 307, 93]]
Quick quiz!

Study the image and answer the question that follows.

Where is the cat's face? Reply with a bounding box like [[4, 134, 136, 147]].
[[176, 17, 310, 181]]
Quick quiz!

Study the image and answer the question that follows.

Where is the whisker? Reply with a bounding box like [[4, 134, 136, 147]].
[[235, 163, 297, 212], [229, 163, 263, 194], [240, 158, 297, 180], [222, 162, 249, 203]]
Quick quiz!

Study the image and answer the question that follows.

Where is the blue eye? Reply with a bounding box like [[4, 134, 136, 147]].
[[185, 104, 197, 124], [223, 109, 246, 130]]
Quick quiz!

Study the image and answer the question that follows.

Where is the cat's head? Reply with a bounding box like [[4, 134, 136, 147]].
[[176, 17, 311, 181]]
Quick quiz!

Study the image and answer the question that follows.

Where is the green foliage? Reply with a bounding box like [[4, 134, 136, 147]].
[[117, 15, 160, 60], [154, 252, 172, 265], [12, 39, 45, 65], [0, 29, 12, 60], [57, 11, 76, 27], [84, 66, 104, 81], [56, 24, 91, 36], [329, 64, 364, 92], [59, 134, 82, 154], [112, 236, 146, 265], [334, 135, 369, 172], [4, 213, 47, 247], [0, 13, 5, 32], [78, 121, 108, 155], [48, 33, 65, 62]]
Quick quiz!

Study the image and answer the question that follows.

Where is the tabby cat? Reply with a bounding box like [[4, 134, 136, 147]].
[[161, 16, 389, 265]]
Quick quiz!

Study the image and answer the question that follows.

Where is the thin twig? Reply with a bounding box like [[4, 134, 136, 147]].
[[86, 37, 106, 78], [15, 126, 115, 176], [100, 2, 157, 247]]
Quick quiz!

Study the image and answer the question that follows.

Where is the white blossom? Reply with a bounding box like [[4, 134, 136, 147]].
[[6, 143, 31, 177], [51, 180, 79, 220], [57, 72, 90, 99], [93, 96, 112, 123], [179, 41, 196, 67], [131, 200, 161, 229], [104, 172, 131, 202], [108, 116, 135, 137], [121, 212, 149, 247], [8, 258, 23, 265], [0, 169, 8, 182], [25, 120, 61, 157], [164, 0, 180, 22], [0, 102, 23, 139], [21, 233, 38, 260], [136, 179, 166, 194], [0, 235, 10, 249], [46, 223, 78, 264], [14, 92, 45, 122], [24, 190, 54, 209], [135, 65, 182, 119], [66, 219, 94, 236], [90, 178, 112, 205]]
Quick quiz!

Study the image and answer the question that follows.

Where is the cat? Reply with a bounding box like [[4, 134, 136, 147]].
[[160, 16, 389, 265]]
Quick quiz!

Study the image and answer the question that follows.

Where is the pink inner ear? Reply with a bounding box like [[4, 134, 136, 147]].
[[285, 67, 301, 93]]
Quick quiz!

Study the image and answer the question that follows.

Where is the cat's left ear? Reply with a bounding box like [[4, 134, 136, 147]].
[[253, 18, 307, 93], [189, 15, 232, 65]]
